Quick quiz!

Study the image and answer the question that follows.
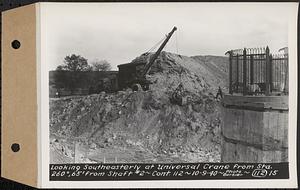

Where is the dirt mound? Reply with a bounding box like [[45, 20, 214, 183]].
[[147, 52, 228, 93], [50, 51, 227, 163]]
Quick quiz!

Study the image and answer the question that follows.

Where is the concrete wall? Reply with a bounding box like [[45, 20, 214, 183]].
[[221, 95, 288, 162]]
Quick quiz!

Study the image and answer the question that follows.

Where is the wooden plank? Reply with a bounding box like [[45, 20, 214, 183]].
[[222, 94, 289, 110], [222, 140, 288, 163]]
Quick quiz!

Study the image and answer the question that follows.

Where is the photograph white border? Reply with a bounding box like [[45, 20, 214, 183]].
[[38, 2, 298, 188]]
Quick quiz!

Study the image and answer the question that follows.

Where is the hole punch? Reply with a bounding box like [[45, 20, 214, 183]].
[[11, 40, 21, 49], [11, 143, 20, 152]]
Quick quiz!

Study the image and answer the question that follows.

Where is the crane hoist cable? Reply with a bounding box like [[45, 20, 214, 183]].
[[170, 67, 186, 105], [146, 35, 167, 53], [164, 29, 179, 54]]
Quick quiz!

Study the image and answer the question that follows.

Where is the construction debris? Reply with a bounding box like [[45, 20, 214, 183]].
[[50, 51, 228, 163]]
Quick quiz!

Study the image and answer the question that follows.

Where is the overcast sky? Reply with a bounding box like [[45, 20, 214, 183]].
[[41, 3, 295, 71]]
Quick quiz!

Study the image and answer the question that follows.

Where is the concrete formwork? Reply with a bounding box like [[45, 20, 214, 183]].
[[221, 95, 288, 162]]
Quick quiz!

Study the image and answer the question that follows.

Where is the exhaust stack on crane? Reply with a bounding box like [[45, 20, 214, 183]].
[[117, 26, 177, 91]]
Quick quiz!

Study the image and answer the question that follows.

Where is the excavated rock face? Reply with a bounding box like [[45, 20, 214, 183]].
[[50, 51, 227, 163]]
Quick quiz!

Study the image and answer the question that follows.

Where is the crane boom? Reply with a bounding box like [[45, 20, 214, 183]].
[[142, 26, 177, 76]]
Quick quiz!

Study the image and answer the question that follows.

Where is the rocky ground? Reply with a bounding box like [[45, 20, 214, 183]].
[[50, 51, 228, 164]]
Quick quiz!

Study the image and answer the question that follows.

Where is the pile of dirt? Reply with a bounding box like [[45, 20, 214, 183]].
[[148, 52, 228, 93], [50, 51, 228, 163]]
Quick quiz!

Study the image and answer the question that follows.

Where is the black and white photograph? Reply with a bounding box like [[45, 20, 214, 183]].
[[1, 1, 298, 189], [41, 2, 297, 187]]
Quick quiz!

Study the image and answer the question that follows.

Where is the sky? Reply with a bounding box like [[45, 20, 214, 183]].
[[41, 3, 296, 71]]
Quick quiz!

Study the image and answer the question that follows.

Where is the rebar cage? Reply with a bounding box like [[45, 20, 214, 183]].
[[226, 46, 288, 96]]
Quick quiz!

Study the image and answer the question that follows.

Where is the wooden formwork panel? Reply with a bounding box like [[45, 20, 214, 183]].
[[221, 140, 288, 163], [221, 95, 288, 162]]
